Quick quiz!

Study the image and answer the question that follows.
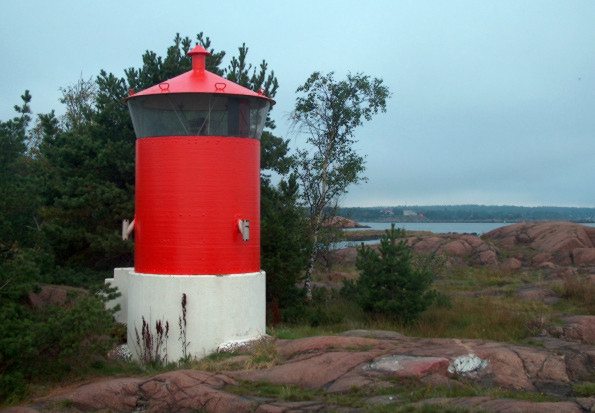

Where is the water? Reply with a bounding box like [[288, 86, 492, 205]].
[[346, 222, 509, 234], [336, 221, 595, 249]]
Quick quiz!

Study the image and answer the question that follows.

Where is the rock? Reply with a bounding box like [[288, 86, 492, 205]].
[[533, 336, 595, 381], [412, 397, 583, 413], [532, 252, 552, 265], [572, 248, 595, 266], [137, 370, 247, 412], [556, 267, 578, 278], [561, 316, 595, 344], [107, 344, 132, 362], [538, 261, 557, 270], [368, 355, 450, 378], [364, 395, 400, 406], [19, 332, 595, 412], [472, 343, 569, 391], [340, 329, 405, 340], [46, 377, 144, 411], [230, 350, 381, 389], [27, 284, 87, 309], [501, 257, 522, 270], [276, 336, 383, 359], [442, 240, 474, 257], [412, 236, 444, 254], [447, 353, 489, 377], [478, 250, 498, 265], [485, 222, 594, 266], [323, 216, 366, 228], [575, 397, 595, 412]]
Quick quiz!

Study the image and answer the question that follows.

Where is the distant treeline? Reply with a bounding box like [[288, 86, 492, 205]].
[[338, 205, 595, 223]]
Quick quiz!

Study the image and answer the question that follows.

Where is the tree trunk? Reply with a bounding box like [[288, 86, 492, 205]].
[[303, 227, 318, 301]]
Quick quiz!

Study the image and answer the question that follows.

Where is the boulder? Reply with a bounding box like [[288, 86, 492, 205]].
[[442, 240, 474, 257], [484, 222, 594, 266], [27, 284, 87, 309], [478, 250, 498, 265], [572, 248, 595, 266], [561, 316, 595, 345], [501, 258, 522, 271], [411, 236, 443, 254]]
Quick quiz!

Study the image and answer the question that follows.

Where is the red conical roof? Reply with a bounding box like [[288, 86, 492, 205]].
[[129, 45, 274, 103]]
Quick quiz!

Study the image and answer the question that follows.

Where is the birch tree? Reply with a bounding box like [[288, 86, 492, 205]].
[[291, 71, 389, 299]]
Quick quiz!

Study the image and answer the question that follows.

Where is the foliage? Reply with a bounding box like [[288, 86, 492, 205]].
[[354, 225, 436, 323], [261, 174, 311, 317], [291, 71, 389, 298], [0, 279, 116, 402]]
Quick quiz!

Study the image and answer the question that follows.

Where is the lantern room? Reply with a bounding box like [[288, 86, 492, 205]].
[[126, 45, 273, 275]]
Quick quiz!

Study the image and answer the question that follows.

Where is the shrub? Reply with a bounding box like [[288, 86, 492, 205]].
[[0, 259, 116, 403], [353, 224, 436, 324]]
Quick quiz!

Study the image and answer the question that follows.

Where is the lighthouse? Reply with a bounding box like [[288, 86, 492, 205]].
[[106, 45, 272, 360]]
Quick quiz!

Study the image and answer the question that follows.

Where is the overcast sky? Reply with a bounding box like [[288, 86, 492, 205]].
[[1, 0, 594, 207]]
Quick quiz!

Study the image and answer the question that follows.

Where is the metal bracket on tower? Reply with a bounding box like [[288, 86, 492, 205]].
[[237, 219, 250, 241], [122, 219, 135, 240]]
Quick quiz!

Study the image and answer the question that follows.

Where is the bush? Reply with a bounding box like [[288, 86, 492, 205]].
[[0, 253, 116, 403], [353, 224, 436, 324]]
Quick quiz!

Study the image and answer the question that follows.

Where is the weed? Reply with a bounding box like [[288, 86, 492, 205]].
[[134, 316, 169, 366], [179, 293, 190, 361]]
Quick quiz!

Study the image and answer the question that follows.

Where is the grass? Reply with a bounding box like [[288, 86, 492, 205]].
[[437, 266, 542, 293], [269, 292, 551, 343], [553, 275, 595, 315], [191, 337, 279, 371], [227, 376, 560, 412], [573, 382, 595, 397]]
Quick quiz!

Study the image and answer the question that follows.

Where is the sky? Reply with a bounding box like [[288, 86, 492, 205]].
[[1, 0, 594, 207]]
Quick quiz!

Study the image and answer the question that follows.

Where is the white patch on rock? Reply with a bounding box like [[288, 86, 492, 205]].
[[108, 344, 132, 362], [217, 338, 258, 353], [448, 353, 488, 376]]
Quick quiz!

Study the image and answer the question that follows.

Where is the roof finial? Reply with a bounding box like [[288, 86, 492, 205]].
[[187, 45, 210, 72]]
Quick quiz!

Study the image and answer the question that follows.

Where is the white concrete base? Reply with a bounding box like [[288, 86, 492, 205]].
[[105, 268, 131, 324], [105, 268, 266, 362]]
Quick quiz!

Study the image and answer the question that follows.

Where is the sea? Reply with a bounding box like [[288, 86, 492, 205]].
[[335, 222, 595, 249]]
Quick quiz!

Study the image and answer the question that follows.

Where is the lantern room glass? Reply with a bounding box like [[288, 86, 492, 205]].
[[128, 94, 270, 139]]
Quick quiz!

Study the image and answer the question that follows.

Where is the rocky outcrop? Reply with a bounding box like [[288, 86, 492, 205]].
[[484, 221, 595, 266], [27, 284, 87, 309], [408, 233, 499, 266], [331, 233, 499, 267], [323, 216, 368, 228], [8, 331, 595, 412], [411, 397, 584, 412]]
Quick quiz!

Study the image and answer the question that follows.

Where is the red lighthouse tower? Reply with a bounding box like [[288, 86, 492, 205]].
[[108, 45, 272, 360], [127, 45, 272, 275]]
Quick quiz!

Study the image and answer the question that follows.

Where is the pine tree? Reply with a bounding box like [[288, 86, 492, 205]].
[[355, 224, 436, 323]]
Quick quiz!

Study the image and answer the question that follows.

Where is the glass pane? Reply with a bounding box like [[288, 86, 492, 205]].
[[128, 93, 269, 139]]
